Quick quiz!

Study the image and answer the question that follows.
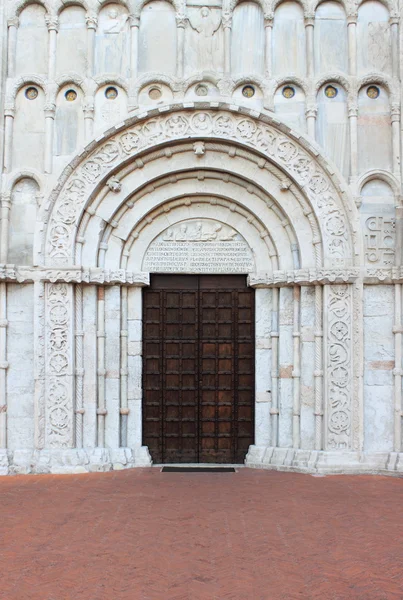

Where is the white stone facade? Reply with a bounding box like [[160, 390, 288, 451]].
[[1, 0, 403, 474]]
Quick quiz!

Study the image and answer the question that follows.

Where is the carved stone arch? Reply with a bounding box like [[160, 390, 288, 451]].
[[4, 168, 44, 194], [55, 74, 86, 93], [357, 169, 401, 198], [13, 0, 51, 18], [93, 75, 130, 95], [274, 76, 311, 96], [7, 75, 47, 104], [229, 0, 271, 14], [312, 0, 348, 11], [183, 73, 221, 93], [358, 73, 397, 102], [133, 74, 179, 99], [133, 0, 184, 18], [314, 73, 350, 95], [41, 103, 359, 269], [272, 0, 309, 17], [95, 0, 130, 14], [357, 0, 393, 12], [57, 0, 90, 15]]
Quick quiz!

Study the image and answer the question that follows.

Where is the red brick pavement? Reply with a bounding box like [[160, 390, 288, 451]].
[[0, 468, 402, 600]]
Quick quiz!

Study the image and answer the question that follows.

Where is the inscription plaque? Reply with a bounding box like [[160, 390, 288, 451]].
[[142, 219, 255, 273]]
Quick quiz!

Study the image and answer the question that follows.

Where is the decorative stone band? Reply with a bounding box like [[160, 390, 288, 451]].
[[42, 104, 358, 267], [3, 265, 403, 284]]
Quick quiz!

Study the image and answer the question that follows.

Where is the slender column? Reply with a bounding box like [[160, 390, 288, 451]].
[[97, 286, 106, 446], [292, 286, 301, 448], [3, 108, 15, 173], [129, 15, 140, 79], [44, 103, 55, 174], [306, 102, 317, 140], [305, 15, 314, 77], [223, 12, 232, 75], [0, 193, 11, 263], [393, 283, 403, 452], [7, 17, 19, 78], [34, 281, 46, 449], [120, 287, 129, 447], [391, 103, 401, 178], [45, 15, 59, 79], [348, 103, 358, 180], [264, 15, 273, 78], [314, 285, 324, 450], [85, 14, 97, 78], [270, 287, 279, 446], [75, 284, 84, 448], [347, 14, 357, 76], [390, 16, 399, 79], [176, 14, 186, 78], [0, 283, 7, 448], [83, 100, 95, 141]]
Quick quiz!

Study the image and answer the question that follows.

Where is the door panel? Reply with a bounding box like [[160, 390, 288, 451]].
[[143, 275, 255, 463]]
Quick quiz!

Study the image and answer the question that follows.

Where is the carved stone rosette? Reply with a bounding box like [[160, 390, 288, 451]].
[[45, 283, 74, 448], [325, 285, 353, 450]]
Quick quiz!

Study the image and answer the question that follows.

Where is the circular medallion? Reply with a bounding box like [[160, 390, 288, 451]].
[[282, 86, 295, 99], [367, 85, 380, 99], [242, 85, 255, 98], [65, 89, 77, 102], [148, 87, 162, 100], [195, 84, 208, 97], [105, 86, 118, 100], [25, 87, 38, 100], [325, 85, 338, 98]]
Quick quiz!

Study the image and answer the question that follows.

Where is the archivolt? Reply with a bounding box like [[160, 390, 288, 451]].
[[40, 102, 360, 269]]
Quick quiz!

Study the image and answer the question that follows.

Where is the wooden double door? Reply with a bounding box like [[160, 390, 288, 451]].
[[142, 275, 255, 464]]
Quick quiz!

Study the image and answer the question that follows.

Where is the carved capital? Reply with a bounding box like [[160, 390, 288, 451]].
[[305, 104, 318, 119], [128, 14, 140, 27], [264, 13, 274, 27], [347, 14, 358, 25], [390, 13, 399, 26], [391, 103, 400, 122], [44, 103, 56, 118], [348, 104, 358, 118], [45, 15, 59, 32], [176, 14, 187, 28], [7, 17, 19, 28], [86, 13, 98, 29], [304, 15, 315, 27], [4, 107, 15, 118], [83, 101, 95, 117]]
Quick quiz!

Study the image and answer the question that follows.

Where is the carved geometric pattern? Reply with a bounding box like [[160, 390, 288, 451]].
[[45, 283, 74, 448], [364, 216, 395, 266], [45, 109, 353, 266], [326, 285, 353, 450]]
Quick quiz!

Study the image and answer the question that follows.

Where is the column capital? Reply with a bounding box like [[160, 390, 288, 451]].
[[45, 15, 59, 32], [83, 100, 95, 118], [222, 12, 232, 29], [44, 103, 56, 118], [390, 13, 399, 26], [129, 14, 140, 27], [348, 103, 358, 118], [347, 13, 358, 25], [7, 16, 19, 28], [1, 193, 11, 209], [391, 103, 400, 122], [304, 14, 315, 27], [305, 104, 318, 119], [86, 13, 98, 30], [4, 106, 15, 118], [175, 14, 187, 28], [264, 13, 274, 27]]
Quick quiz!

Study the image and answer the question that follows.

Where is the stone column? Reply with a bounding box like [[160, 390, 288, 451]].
[[391, 103, 401, 178], [314, 285, 324, 450], [255, 288, 272, 447], [85, 14, 98, 78], [44, 103, 56, 174], [176, 14, 186, 78], [292, 286, 301, 448], [45, 15, 59, 79], [7, 17, 19, 78], [393, 283, 402, 452], [0, 192, 11, 263], [129, 15, 140, 79], [120, 287, 129, 446], [0, 282, 7, 449], [347, 14, 357, 76], [390, 14, 399, 79], [75, 284, 84, 448], [306, 102, 317, 140], [264, 14, 273, 78], [34, 280, 46, 450], [348, 103, 358, 181], [305, 15, 314, 77], [222, 12, 232, 75], [3, 107, 15, 173], [270, 287, 279, 446], [97, 286, 106, 447], [83, 100, 95, 141]]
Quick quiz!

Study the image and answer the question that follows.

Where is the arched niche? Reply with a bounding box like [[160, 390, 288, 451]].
[[138, 1, 177, 75], [231, 2, 265, 76], [232, 83, 264, 109], [184, 82, 220, 101], [360, 178, 395, 266], [12, 86, 45, 172], [273, 2, 306, 77], [358, 85, 392, 173], [316, 82, 349, 178], [56, 5, 87, 76], [94, 84, 128, 133], [54, 85, 85, 162], [314, 2, 347, 73], [274, 83, 306, 132], [357, 1, 391, 75], [9, 177, 39, 265], [95, 3, 130, 77], [15, 4, 48, 75], [185, 5, 224, 75]]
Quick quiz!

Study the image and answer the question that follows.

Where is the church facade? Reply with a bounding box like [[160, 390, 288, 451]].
[[0, 0, 402, 474]]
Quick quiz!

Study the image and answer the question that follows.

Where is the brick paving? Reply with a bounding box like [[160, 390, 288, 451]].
[[0, 468, 402, 600]]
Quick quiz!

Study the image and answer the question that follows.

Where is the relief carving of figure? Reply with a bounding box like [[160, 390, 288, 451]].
[[188, 7, 222, 71]]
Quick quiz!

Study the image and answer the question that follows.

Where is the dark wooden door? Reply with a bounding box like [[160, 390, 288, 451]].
[[142, 275, 255, 464]]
